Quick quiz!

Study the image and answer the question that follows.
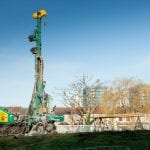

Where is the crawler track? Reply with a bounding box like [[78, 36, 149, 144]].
[[0, 125, 29, 136]]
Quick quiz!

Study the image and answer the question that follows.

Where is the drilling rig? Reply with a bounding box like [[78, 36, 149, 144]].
[[0, 10, 64, 135], [27, 9, 64, 134]]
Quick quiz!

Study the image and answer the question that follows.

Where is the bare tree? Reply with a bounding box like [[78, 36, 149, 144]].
[[61, 76, 103, 125], [129, 83, 150, 113], [61, 76, 149, 121], [101, 78, 144, 114]]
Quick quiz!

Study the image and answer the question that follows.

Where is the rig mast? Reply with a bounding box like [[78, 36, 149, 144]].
[[28, 10, 50, 119]]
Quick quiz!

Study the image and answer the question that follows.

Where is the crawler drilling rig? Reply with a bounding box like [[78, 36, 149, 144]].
[[27, 9, 64, 134], [0, 10, 64, 135]]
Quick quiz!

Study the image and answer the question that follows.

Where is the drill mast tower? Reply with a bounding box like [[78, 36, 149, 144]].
[[28, 10, 50, 119]]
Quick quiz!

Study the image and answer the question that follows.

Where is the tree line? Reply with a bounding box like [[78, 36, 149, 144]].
[[60, 76, 150, 124]]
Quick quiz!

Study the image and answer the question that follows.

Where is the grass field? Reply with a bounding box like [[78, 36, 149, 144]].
[[0, 130, 150, 150]]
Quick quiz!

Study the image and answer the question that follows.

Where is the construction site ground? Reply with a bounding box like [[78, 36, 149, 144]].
[[0, 130, 149, 150]]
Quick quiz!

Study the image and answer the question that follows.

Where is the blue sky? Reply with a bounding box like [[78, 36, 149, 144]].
[[0, 0, 150, 107]]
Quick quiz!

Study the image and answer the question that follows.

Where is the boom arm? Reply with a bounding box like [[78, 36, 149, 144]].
[[28, 10, 49, 117]]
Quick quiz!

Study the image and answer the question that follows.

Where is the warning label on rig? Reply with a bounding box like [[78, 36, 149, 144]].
[[0, 110, 8, 123]]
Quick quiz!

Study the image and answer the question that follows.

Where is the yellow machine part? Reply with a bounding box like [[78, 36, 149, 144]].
[[32, 10, 47, 19], [0, 109, 8, 123]]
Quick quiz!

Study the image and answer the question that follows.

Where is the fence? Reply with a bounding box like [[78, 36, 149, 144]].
[[56, 123, 150, 133], [56, 125, 113, 133]]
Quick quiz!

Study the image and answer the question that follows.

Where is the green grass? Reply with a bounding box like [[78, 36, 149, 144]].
[[0, 130, 150, 150]]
